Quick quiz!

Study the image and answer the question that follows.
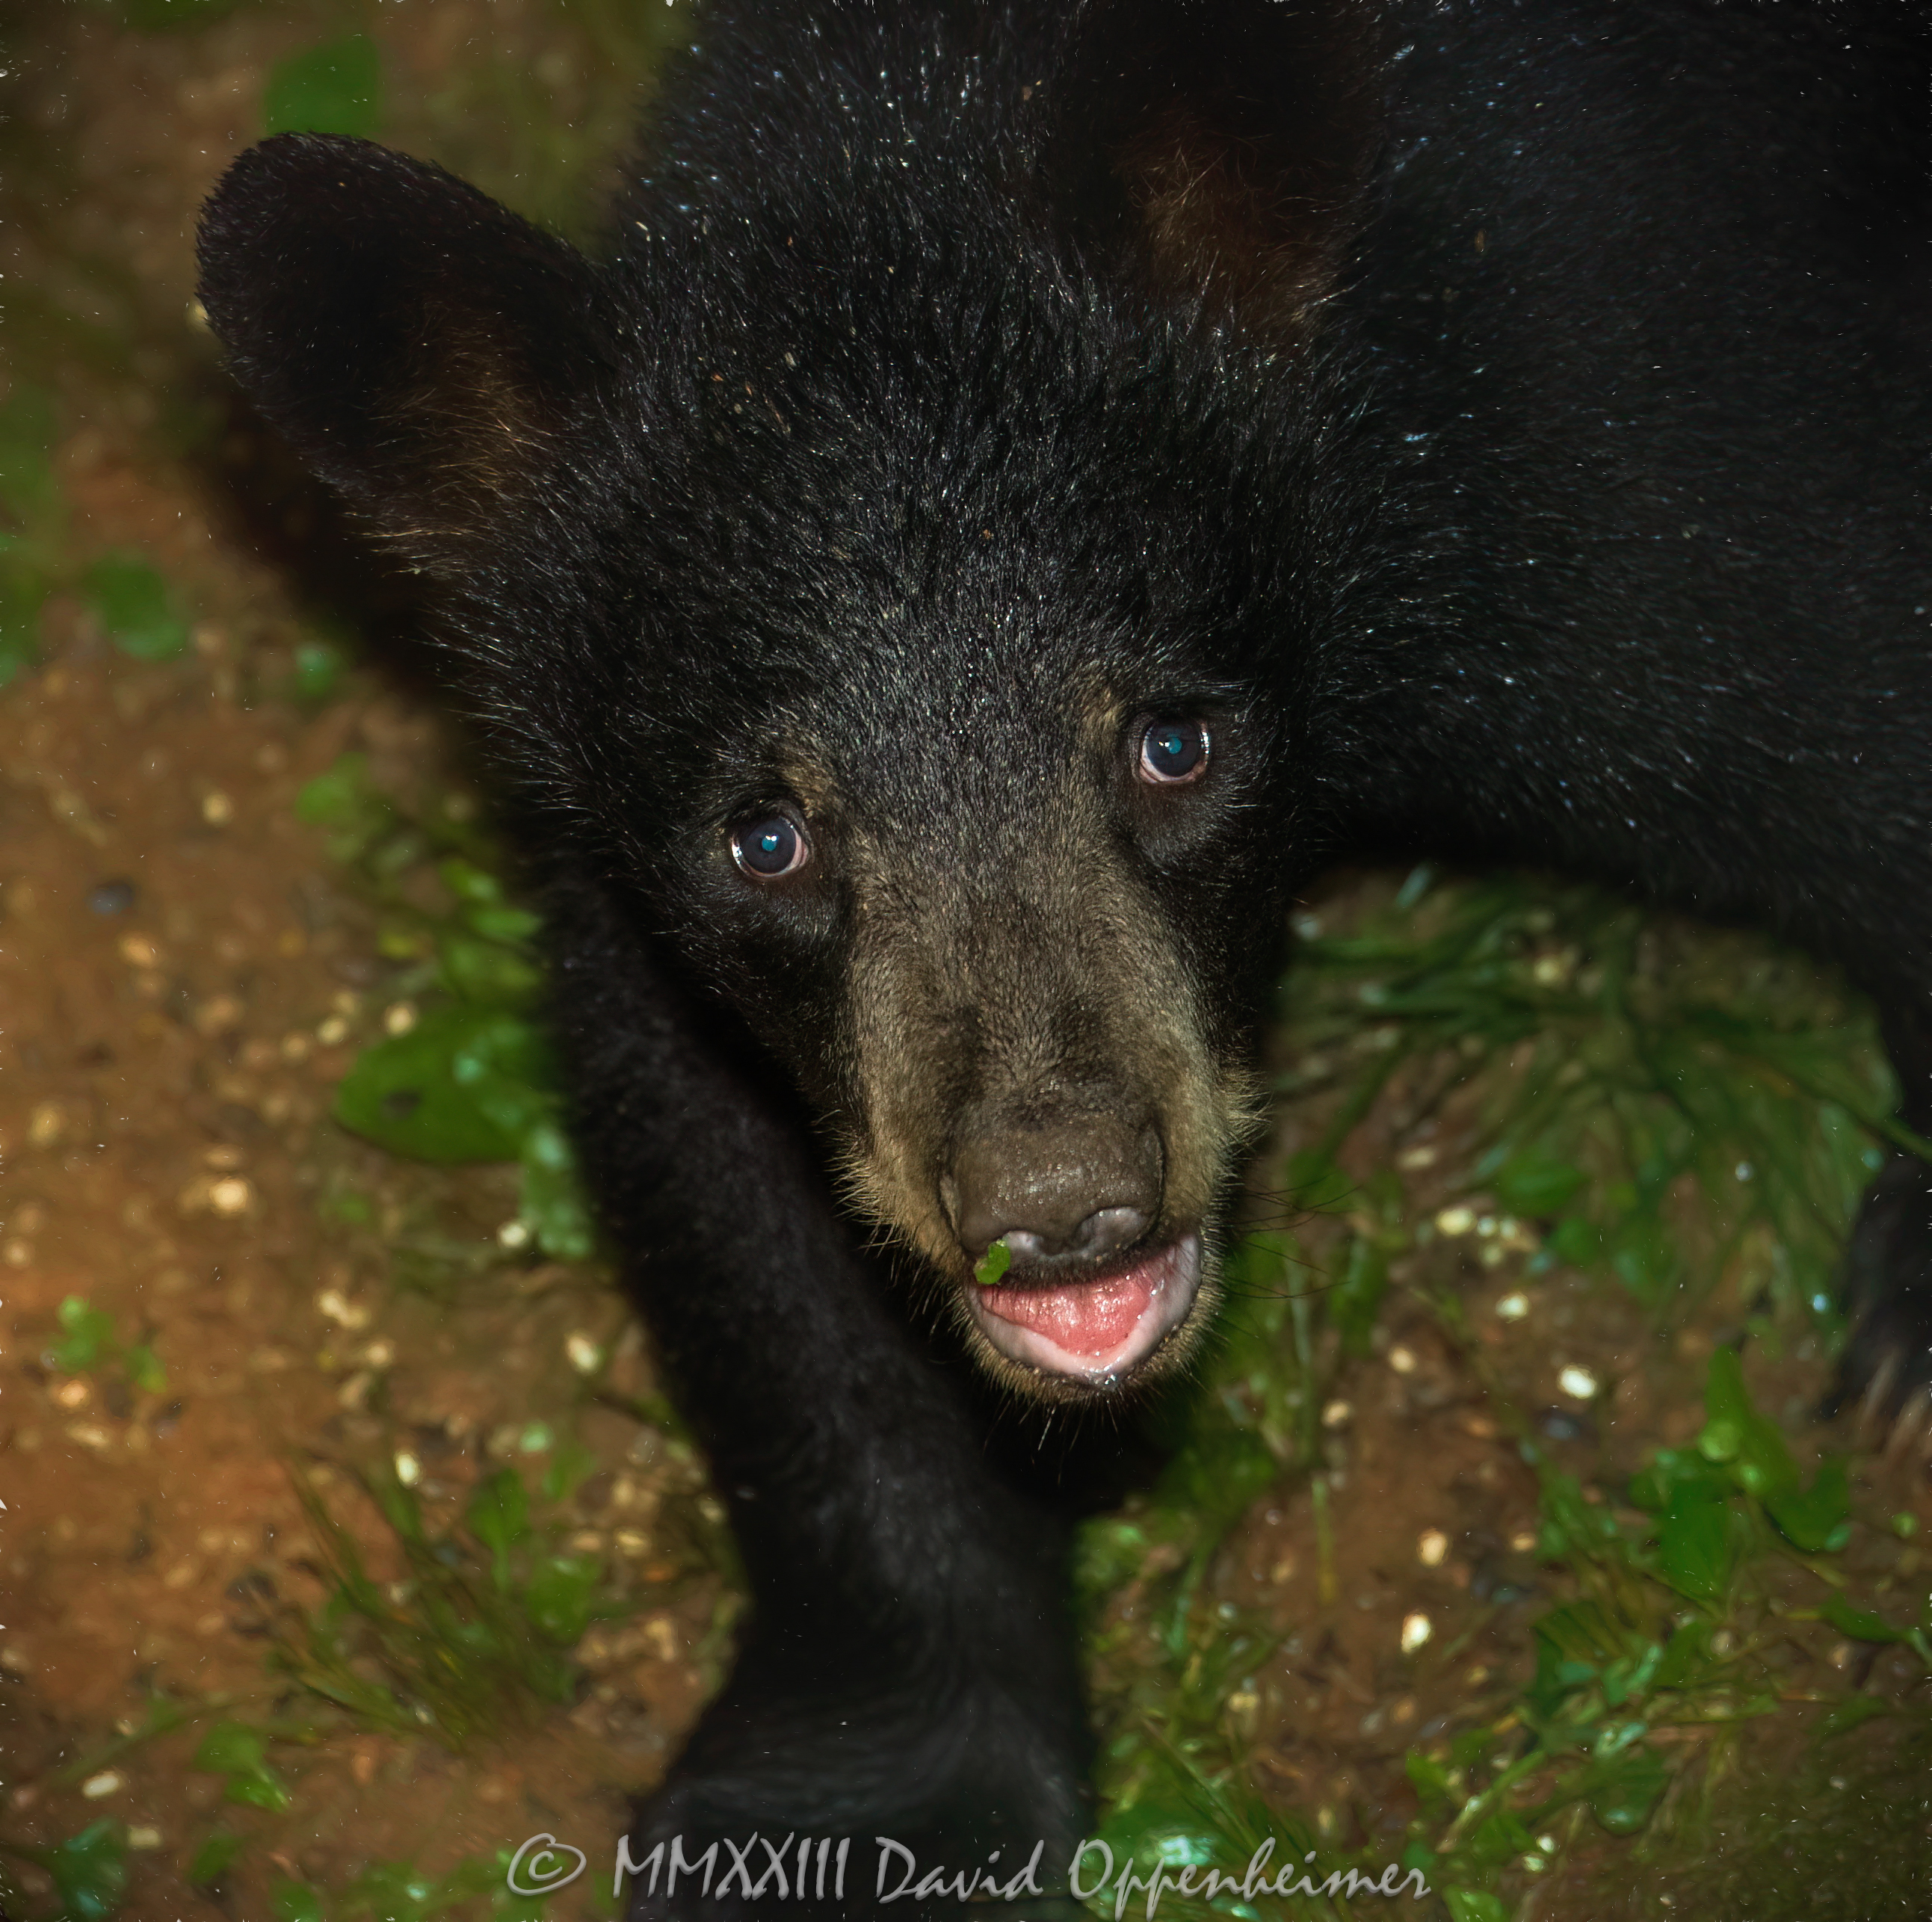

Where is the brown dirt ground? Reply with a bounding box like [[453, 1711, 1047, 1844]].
[[0, 658, 729, 1918]]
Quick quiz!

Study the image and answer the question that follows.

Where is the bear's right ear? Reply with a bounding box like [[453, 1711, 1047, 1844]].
[[197, 133, 610, 571], [1040, 0, 1384, 336]]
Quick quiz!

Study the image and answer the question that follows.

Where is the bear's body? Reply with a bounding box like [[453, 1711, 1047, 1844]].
[[198, 1, 1932, 1913]]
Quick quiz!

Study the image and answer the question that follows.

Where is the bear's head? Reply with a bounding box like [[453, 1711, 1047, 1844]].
[[196, 0, 1384, 1401]]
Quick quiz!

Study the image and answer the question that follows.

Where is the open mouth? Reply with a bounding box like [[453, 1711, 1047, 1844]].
[[966, 1233, 1203, 1384]]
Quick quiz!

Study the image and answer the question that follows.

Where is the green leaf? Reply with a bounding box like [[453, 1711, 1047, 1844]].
[[1403, 1748, 1454, 1809], [342, 1861, 437, 1922], [540, 1439, 599, 1504], [291, 637, 348, 704], [484, 1849, 555, 1922], [1090, 1801, 1223, 1882], [439, 858, 507, 906], [466, 1468, 531, 1583], [83, 553, 190, 661], [1819, 1692, 1889, 1739], [1696, 1347, 1800, 1499], [294, 753, 397, 862], [519, 1123, 596, 1260], [1628, 1445, 1728, 1515], [123, 1342, 167, 1394], [1729, 1412, 1801, 1498], [192, 1722, 291, 1813], [52, 1296, 117, 1371], [295, 753, 377, 827], [522, 1556, 598, 1645], [1442, 1889, 1510, 1922], [271, 1880, 328, 1922], [263, 34, 382, 139], [436, 1857, 508, 1906], [369, 1466, 429, 1545], [1493, 1144, 1587, 1215], [1608, 1209, 1676, 1303], [1700, 1346, 1752, 1446], [333, 1006, 555, 1162], [1331, 1232, 1389, 1356], [1582, 1741, 1670, 1834], [974, 1239, 1011, 1286], [1537, 1469, 1630, 1560], [1820, 1593, 1909, 1644], [438, 930, 544, 1007], [1528, 1595, 1649, 1718], [1650, 1616, 1718, 1692], [1600, 1640, 1664, 1708], [1765, 1456, 1851, 1554], [228, 1768, 293, 1812], [44, 1820, 129, 1921], [189, 1830, 244, 1886], [1546, 1214, 1602, 1267], [1655, 1479, 1736, 1605], [1071, 1515, 1152, 1610], [465, 902, 543, 945]]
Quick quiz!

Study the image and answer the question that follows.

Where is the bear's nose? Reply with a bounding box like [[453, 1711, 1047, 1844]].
[[948, 1120, 1162, 1270]]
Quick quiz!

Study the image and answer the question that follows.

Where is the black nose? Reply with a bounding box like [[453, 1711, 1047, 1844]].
[[948, 1119, 1162, 1270]]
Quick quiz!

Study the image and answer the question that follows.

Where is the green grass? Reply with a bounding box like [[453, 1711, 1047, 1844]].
[[1279, 868, 1905, 1317], [1068, 868, 1928, 1919], [0, 1821, 130, 1922], [267, 1459, 620, 1749], [1, 1819, 571, 1922], [0, 1450, 663, 1919], [43, 1296, 166, 1395], [293, 752, 599, 1266]]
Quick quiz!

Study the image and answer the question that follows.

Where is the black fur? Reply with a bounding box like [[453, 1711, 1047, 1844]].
[[196, 1, 1932, 1913]]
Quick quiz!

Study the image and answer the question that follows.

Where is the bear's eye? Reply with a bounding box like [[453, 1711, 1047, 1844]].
[[1138, 718, 1209, 785], [731, 812, 810, 878]]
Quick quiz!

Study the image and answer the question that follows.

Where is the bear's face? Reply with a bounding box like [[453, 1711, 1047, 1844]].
[[197, 91, 1346, 1397], [618, 543, 1281, 1395], [487, 319, 1301, 1394]]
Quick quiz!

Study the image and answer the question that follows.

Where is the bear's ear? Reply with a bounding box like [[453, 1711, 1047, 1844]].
[[1043, 0, 1384, 332], [197, 133, 610, 569]]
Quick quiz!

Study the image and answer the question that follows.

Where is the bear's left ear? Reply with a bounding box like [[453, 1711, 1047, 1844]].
[[197, 133, 610, 569]]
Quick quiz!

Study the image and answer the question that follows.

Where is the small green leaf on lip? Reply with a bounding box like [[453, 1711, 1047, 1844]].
[[974, 1239, 1012, 1287]]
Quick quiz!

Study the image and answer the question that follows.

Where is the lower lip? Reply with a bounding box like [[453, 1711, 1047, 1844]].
[[967, 1234, 1203, 1383]]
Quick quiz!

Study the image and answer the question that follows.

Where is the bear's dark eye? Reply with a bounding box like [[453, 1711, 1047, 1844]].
[[731, 813, 809, 878], [1138, 718, 1209, 785]]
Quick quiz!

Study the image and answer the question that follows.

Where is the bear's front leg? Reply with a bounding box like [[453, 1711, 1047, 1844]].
[[540, 867, 1092, 1920], [1833, 998, 1932, 1447]]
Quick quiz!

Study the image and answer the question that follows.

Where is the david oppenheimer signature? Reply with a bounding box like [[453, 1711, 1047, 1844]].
[[507, 1829, 1432, 1913]]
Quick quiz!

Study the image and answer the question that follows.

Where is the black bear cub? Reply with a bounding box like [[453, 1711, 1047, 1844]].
[[198, 0, 1932, 1913]]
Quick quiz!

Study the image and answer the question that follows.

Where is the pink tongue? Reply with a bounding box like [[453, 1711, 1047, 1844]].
[[975, 1262, 1156, 1360]]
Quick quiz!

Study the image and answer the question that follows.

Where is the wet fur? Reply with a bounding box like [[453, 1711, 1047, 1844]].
[[197, 1, 1932, 1913]]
